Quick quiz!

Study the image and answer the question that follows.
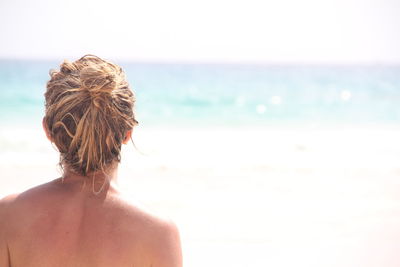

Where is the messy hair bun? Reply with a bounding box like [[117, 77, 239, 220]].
[[44, 55, 138, 175]]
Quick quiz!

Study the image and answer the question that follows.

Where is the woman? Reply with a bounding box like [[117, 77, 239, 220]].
[[0, 55, 182, 267]]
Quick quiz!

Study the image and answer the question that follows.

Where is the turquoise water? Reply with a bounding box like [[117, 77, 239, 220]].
[[1, 60, 400, 127]]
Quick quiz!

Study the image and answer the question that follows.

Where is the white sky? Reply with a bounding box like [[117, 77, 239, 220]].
[[0, 0, 399, 63]]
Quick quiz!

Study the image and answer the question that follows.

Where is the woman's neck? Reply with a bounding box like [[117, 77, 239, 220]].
[[60, 165, 120, 196]]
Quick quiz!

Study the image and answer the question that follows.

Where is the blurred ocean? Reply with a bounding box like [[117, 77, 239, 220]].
[[1, 60, 400, 128], [2, 60, 400, 267]]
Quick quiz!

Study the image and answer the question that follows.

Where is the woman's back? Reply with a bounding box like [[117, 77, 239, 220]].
[[0, 176, 181, 267]]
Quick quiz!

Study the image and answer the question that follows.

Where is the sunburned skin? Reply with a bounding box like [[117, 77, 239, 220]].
[[0, 169, 182, 267]]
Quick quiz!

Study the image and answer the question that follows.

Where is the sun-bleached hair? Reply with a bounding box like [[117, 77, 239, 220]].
[[44, 55, 138, 175]]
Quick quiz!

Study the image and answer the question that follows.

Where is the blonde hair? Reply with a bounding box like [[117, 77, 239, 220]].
[[44, 55, 138, 176]]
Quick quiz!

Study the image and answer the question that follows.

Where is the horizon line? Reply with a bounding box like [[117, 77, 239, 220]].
[[0, 56, 399, 67]]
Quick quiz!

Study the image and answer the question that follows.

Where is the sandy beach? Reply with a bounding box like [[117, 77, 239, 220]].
[[1, 124, 400, 267]]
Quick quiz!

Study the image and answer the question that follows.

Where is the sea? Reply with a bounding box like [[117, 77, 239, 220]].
[[2, 60, 400, 267], [1, 60, 400, 128]]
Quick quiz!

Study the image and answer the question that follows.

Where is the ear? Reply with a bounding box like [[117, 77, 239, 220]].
[[42, 117, 53, 142], [122, 129, 133, 144]]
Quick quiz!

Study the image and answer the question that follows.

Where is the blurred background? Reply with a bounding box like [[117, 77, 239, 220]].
[[1, 0, 400, 266]]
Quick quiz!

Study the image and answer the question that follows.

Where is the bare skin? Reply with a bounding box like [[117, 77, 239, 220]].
[[0, 168, 182, 267], [0, 128, 182, 267]]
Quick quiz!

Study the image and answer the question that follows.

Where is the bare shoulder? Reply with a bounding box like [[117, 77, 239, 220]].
[[0, 193, 19, 241], [114, 194, 183, 267], [0, 180, 58, 214], [0, 193, 18, 214], [0, 193, 20, 267], [0, 193, 22, 227], [0, 180, 64, 231]]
